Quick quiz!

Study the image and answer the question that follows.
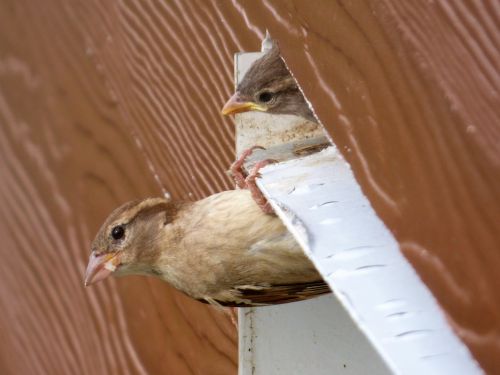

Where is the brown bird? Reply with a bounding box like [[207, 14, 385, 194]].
[[84, 189, 330, 306], [221, 42, 317, 123]]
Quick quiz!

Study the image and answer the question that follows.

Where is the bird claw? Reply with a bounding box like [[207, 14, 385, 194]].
[[245, 159, 277, 215], [227, 307, 238, 329], [229, 146, 265, 189]]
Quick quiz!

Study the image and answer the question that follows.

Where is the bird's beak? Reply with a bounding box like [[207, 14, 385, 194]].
[[221, 92, 266, 115], [84, 251, 120, 286]]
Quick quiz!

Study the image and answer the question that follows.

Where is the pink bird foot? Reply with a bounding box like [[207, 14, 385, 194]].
[[245, 159, 277, 215], [229, 146, 265, 189], [227, 307, 238, 329]]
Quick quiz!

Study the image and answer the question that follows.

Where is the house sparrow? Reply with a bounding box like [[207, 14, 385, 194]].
[[221, 43, 317, 123], [84, 189, 330, 306]]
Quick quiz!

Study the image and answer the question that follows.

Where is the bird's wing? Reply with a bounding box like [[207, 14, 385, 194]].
[[199, 280, 331, 307]]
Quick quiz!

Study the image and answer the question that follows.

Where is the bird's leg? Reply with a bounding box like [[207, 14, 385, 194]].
[[227, 307, 238, 329], [229, 146, 265, 189], [245, 159, 277, 215]]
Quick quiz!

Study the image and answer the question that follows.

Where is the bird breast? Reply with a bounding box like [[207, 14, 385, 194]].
[[155, 189, 320, 298]]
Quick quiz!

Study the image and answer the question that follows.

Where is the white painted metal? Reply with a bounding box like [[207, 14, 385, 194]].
[[256, 148, 482, 375], [239, 295, 390, 375], [234, 45, 482, 375]]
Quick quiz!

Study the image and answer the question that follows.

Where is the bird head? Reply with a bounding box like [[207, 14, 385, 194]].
[[84, 197, 177, 286], [221, 43, 316, 123]]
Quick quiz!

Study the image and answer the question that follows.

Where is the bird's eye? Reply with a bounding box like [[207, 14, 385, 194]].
[[111, 225, 125, 240], [257, 91, 274, 103]]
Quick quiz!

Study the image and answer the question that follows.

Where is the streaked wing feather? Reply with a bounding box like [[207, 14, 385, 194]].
[[198, 280, 331, 307]]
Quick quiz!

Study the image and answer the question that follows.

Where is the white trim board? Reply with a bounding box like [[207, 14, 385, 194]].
[[234, 44, 482, 375], [256, 148, 481, 375]]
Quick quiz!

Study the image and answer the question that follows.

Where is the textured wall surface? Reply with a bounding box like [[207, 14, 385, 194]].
[[260, 2, 499, 373], [0, 1, 239, 374], [0, 0, 498, 374]]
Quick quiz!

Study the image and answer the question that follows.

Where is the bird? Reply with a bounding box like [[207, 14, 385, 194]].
[[221, 41, 317, 123], [84, 189, 330, 307]]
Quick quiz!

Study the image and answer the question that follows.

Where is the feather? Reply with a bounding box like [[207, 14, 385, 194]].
[[199, 280, 331, 307]]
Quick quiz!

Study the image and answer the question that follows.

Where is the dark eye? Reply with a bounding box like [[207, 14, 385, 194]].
[[111, 225, 125, 240], [257, 91, 274, 103]]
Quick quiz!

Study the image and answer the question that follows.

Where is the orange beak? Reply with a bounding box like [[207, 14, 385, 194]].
[[84, 251, 120, 286], [221, 92, 266, 115]]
